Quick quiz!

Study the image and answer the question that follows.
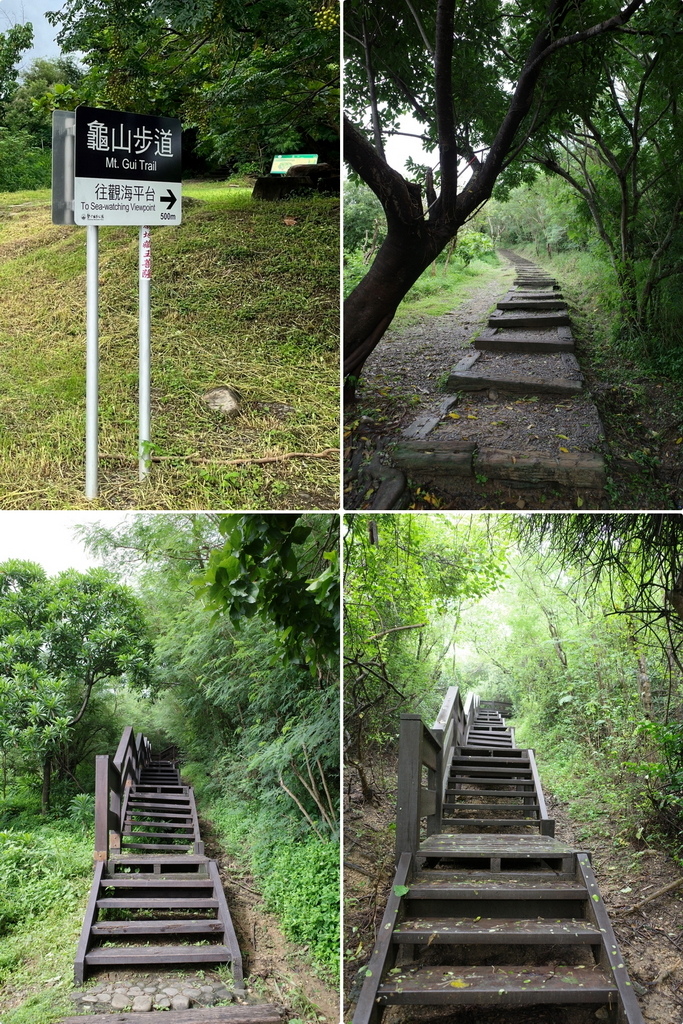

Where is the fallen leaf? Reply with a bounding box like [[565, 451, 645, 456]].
[[448, 413, 461, 419], [556, 434, 569, 440], [559, 447, 569, 453], [283, 216, 298, 225]]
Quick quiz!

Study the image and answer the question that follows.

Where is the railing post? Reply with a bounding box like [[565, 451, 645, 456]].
[[94, 755, 109, 861], [109, 762, 121, 855], [395, 714, 423, 863], [428, 726, 443, 836]]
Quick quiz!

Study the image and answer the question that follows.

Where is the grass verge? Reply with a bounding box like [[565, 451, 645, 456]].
[[0, 180, 339, 509], [392, 255, 502, 326]]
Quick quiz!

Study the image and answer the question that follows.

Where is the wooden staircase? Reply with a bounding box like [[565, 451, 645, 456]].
[[352, 692, 645, 1024], [75, 727, 242, 987]]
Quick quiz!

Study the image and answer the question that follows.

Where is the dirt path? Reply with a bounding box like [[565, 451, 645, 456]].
[[201, 818, 339, 1024], [344, 255, 680, 510]]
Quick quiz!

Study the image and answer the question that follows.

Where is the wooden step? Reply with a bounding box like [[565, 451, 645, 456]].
[[441, 818, 543, 828], [393, 916, 602, 944], [120, 841, 194, 851], [376, 964, 616, 1005], [407, 880, 586, 899], [445, 789, 535, 797], [489, 312, 571, 328], [452, 756, 529, 766], [101, 877, 213, 889], [125, 821, 194, 830], [475, 329, 574, 354], [125, 809, 192, 819], [91, 919, 222, 936], [109, 855, 208, 865], [497, 298, 567, 311], [120, 831, 195, 840], [60, 1005, 282, 1023], [96, 896, 219, 909], [84, 943, 231, 965], [442, 804, 540, 813]]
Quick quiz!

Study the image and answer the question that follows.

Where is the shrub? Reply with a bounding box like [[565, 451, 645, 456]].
[[0, 130, 51, 192]]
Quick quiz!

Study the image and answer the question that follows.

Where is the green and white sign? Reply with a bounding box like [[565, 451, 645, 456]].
[[270, 153, 318, 175]]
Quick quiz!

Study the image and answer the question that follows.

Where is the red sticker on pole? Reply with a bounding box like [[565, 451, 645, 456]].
[[140, 226, 152, 280]]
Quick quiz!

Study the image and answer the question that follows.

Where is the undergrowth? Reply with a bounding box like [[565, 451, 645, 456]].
[[0, 803, 93, 1024], [184, 765, 340, 980]]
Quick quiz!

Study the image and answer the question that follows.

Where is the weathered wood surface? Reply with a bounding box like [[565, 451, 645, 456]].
[[476, 448, 605, 487], [488, 312, 571, 328], [473, 333, 573, 358], [391, 441, 475, 476], [60, 1006, 283, 1024], [377, 964, 616, 1004], [497, 298, 567, 311], [445, 370, 582, 395]]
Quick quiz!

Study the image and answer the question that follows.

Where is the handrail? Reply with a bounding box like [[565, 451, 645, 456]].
[[527, 748, 554, 837], [395, 688, 479, 863], [94, 725, 152, 861]]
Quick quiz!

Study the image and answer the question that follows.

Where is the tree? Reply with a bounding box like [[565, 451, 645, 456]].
[[197, 514, 339, 678], [0, 560, 153, 812], [532, 35, 683, 335], [48, 0, 339, 173], [343, 0, 662, 394], [4, 57, 83, 146], [0, 23, 33, 121]]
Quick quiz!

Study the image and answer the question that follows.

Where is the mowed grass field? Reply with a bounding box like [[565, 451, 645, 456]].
[[0, 180, 339, 509]]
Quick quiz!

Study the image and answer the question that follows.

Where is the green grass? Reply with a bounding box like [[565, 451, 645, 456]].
[[392, 255, 505, 326], [0, 820, 93, 1024], [0, 179, 339, 509]]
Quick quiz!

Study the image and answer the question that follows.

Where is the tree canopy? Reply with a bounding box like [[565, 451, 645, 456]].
[[342, 0, 677, 392]]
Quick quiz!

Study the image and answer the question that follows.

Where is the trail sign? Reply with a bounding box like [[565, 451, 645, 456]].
[[74, 106, 182, 226], [269, 153, 318, 175], [51, 105, 184, 500]]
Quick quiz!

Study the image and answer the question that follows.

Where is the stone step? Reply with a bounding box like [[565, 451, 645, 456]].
[[489, 311, 571, 329], [474, 327, 574, 353], [497, 297, 567, 311]]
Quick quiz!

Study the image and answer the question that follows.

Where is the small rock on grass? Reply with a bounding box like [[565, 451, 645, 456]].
[[202, 386, 242, 417]]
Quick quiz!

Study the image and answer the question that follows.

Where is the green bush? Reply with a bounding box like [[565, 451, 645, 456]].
[[256, 838, 339, 973], [0, 130, 52, 192]]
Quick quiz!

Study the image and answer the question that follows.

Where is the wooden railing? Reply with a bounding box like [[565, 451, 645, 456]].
[[94, 726, 151, 861], [395, 686, 479, 863]]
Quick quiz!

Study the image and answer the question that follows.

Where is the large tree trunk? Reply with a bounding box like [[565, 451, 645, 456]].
[[344, 222, 449, 391]]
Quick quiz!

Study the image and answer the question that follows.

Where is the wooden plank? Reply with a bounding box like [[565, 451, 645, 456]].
[[60, 1006, 283, 1023], [377, 964, 616, 1005], [446, 370, 582, 395], [578, 854, 646, 1023], [91, 920, 222, 935], [352, 851, 412, 1024], [95, 756, 110, 860], [208, 859, 244, 990], [84, 944, 231, 965], [74, 859, 104, 984], [101, 877, 212, 888], [392, 441, 475, 478], [489, 312, 570, 328], [476, 448, 605, 489], [419, 788, 436, 816], [395, 716, 423, 860], [96, 897, 219, 909], [393, 917, 601, 943]]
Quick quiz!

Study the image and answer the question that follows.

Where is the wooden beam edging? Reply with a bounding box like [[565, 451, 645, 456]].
[[59, 1007, 283, 1024], [527, 748, 553, 835], [208, 860, 244, 991], [577, 853, 646, 1024], [188, 787, 204, 855], [74, 858, 104, 984], [94, 755, 111, 860], [112, 725, 134, 772], [352, 852, 412, 1024], [395, 716, 441, 861]]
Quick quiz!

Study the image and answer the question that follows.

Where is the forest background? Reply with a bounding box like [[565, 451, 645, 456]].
[[344, 0, 683, 406], [0, 512, 340, 1024], [343, 512, 683, 1007]]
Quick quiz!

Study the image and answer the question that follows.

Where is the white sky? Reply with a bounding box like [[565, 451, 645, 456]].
[[1, 0, 64, 66], [0, 512, 135, 575]]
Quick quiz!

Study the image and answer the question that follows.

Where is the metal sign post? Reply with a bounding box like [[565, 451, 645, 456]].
[[85, 225, 100, 499], [139, 226, 152, 480], [52, 105, 182, 499]]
